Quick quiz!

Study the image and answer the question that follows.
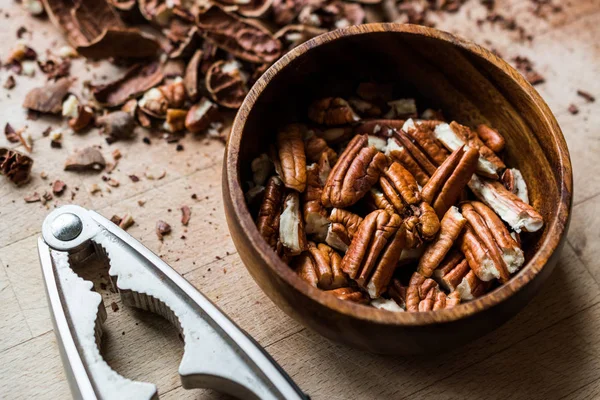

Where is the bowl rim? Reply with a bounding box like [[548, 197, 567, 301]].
[[225, 23, 573, 326]]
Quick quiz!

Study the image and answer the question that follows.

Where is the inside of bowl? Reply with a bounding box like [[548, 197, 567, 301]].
[[238, 29, 565, 263]]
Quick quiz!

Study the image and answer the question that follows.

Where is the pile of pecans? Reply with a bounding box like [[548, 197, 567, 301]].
[[247, 87, 544, 313]]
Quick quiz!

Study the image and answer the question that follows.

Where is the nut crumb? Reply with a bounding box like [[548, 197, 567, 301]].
[[156, 220, 172, 241], [52, 180, 66, 195], [568, 104, 579, 115]]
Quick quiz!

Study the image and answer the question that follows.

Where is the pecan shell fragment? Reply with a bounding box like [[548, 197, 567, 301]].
[[196, 6, 282, 64], [0, 148, 33, 186]]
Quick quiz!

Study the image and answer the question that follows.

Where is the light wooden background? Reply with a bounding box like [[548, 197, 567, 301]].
[[1, 1, 600, 399]]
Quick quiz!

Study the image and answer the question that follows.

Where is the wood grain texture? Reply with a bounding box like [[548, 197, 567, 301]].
[[1, 0, 599, 398], [224, 23, 572, 354]]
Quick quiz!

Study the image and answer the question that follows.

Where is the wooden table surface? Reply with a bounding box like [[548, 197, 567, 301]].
[[1, 1, 600, 399]]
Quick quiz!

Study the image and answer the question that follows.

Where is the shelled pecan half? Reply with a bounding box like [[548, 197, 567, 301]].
[[405, 202, 441, 245], [391, 129, 438, 176], [326, 287, 369, 304], [321, 134, 387, 208], [279, 192, 307, 256], [274, 124, 307, 192], [385, 135, 431, 186], [469, 175, 543, 233], [470, 201, 525, 274], [325, 208, 363, 253], [401, 118, 449, 166], [365, 188, 396, 215], [354, 119, 405, 136], [432, 250, 469, 291], [434, 122, 506, 178], [461, 202, 511, 283], [418, 206, 466, 277], [435, 249, 492, 300], [317, 126, 355, 145], [293, 242, 347, 289], [303, 164, 329, 240], [459, 226, 502, 282], [406, 272, 461, 312], [341, 210, 405, 298], [304, 134, 338, 165], [256, 176, 284, 251], [380, 161, 422, 214], [476, 124, 505, 153], [501, 168, 529, 204], [308, 97, 360, 126], [421, 145, 479, 218]]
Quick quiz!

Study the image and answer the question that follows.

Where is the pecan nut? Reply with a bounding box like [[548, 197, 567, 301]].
[[384, 98, 417, 119], [251, 153, 273, 187], [476, 124, 505, 153], [341, 210, 405, 298], [434, 122, 506, 178], [325, 208, 363, 252], [459, 226, 503, 282], [303, 164, 329, 240], [406, 272, 458, 312], [315, 243, 347, 289], [501, 168, 529, 204], [469, 201, 525, 274], [365, 188, 396, 215], [421, 145, 479, 218], [417, 206, 466, 277], [326, 287, 369, 304], [403, 202, 441, 247], [279, 192, 307, 255], [159, 78, 187, 109], [354, 119, 405, 136], [308, 97, 360, 126], [348, 97, 382, 118], [317, 126, 354, 145], [304, 134, 338, 165], [432, 249, 469, 291], [461, 202, 511, 283], [371, 298, 405, 312], [468, 174, 543, 233], [274, 124, 307, 192], [379, 161, 422, 214], [385, 136, 430, 186], [293, 242, 347, 289], [392, 129, 438, 176], [402, 118, 449, 166], [321, 134, 387, 208], [139, 87, 168, 118], [256, 176, 284, 251]]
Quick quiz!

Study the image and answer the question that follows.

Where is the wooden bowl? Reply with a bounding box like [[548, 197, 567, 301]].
[[223, 24, 572, 354]]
